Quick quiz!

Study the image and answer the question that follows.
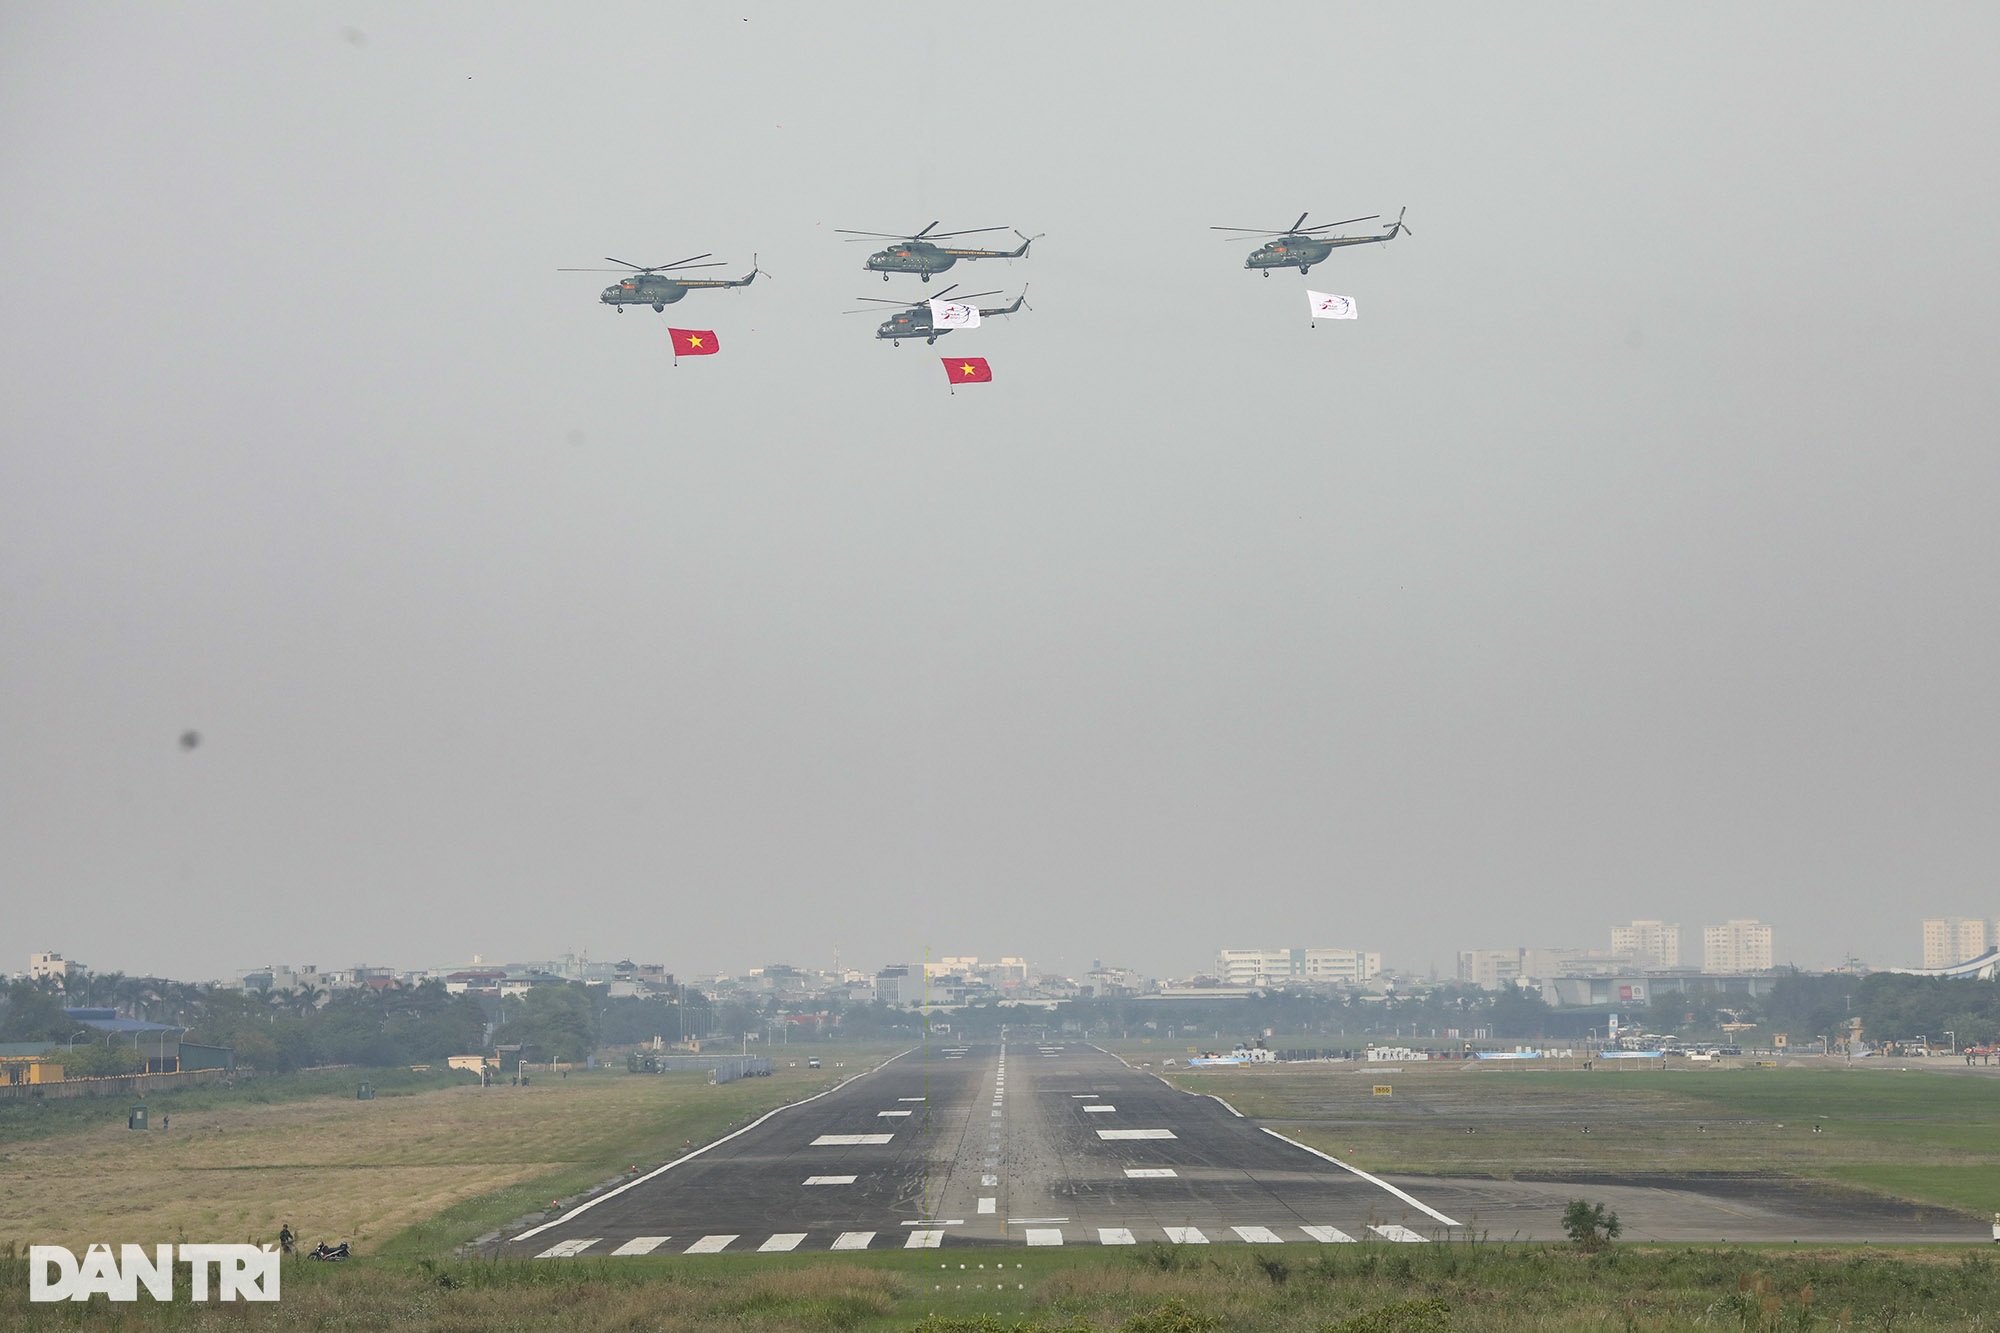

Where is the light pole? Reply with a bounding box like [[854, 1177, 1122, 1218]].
[[1946, 1030, 1956, 1055], [65, 1029, 89, 1051]]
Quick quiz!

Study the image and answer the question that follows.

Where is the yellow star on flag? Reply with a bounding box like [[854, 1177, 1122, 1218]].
[[687, 335, 703, 347], [959, 363, 977, 376]]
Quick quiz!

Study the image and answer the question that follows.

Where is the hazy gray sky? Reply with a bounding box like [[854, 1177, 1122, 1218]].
[[4, 4, 1997, 983]]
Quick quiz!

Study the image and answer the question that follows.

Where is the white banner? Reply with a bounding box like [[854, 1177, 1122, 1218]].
[[929, 299, 980, 329], [1307, 291, 1357, 320]]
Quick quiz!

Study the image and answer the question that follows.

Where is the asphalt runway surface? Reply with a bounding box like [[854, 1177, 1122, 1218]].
[[503, 1042, 1988, 1258]]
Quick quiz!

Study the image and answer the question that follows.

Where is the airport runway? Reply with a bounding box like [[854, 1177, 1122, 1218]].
[[504, 1040, 1459, 1257]]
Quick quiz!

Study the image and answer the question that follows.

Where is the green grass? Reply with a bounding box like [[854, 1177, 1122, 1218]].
[[9, 1240, 2000, 1330]]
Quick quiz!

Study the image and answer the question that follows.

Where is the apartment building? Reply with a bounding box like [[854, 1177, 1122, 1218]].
[[1215, 947, 1382, 988], [1609, 920, 1681, 968], [1702, 920, 1774, 972], [1921, 917, 1992, 968]]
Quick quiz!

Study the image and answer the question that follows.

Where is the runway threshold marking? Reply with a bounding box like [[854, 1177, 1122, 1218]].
[[758, 1234, 806, 1252], [803, 1175, 856, 1185], [1370, 1225, 1429, 1243], [1258, 1127, 1460, 1228], [905, 1230, 946, 1248], [878, 1110, 913, 1117], [684, 1234, 738, 1253], [1098, 1228, 1136, 1245], [831, 1231, 875, 1250], [535, 1238, 599, 1257], [1124, 1167, 1177, 1178], [1163, 1227, 1208, 1244], [1098, 1129, 1175, 1140], [1302, 1226, 1356, 1243], [610, 1236, 671, 1255], [979, 1198, 997, 1214], [1025, 1229, 1064, 1246], [1232, 1226, 1283, 1243], [814, 1133, 896, 1145]]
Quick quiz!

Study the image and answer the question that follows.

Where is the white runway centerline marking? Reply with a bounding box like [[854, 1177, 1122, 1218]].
[[1163, 1227, 1208, 1244], [877, 1110, 912, 1117], [813, 1134, 895, 1145], [1370, 1225, 1429, 1243], [758, 1234, 806, 1252], [1232, 1226, 1284, 1243], [536, 1238, 599, 1258], [1098, 1228, 1136, 1245], [980, 1173, 998, 1186], [1098, 1128, 1175, 1140], [1302, 1226, 1356, 1243], [899, 1097, 927, 1102], [1124, 1167, 1177, 1178], [831, 1231, 875, 1250], [610, 1236, 670, 1256], [904, 1230, 946, 1248], [803, 1175, 857, 1185], [1083, 1105, 1116, 1113], [684, 1234, 738, 1254], [1025, 1229, 1064, 1246]]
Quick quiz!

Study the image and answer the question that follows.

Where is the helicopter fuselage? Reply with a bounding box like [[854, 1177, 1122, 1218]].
[[873, 293, 1026, 345], [1243, 226, 1399, 274], [863, 236, 1032, 281], [601, 277, 691, 307]]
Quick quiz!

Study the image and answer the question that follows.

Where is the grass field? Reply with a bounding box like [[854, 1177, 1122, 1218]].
[[1147, 1056, 2000, 1215], [0, 1047, 907, 1257]]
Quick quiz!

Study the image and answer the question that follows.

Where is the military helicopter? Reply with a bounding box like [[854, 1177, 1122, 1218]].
[[835, 221, 1040, 282], [846, 284, 1030, 346], [1211, 208, 1411, 276], [558, 253, 762, 311]]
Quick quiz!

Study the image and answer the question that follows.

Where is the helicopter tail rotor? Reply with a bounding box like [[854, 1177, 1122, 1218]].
[[1388, 207, 1412, 238]]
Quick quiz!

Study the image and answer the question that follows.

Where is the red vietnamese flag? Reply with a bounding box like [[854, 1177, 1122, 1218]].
[[942, 356, 992, 384], [668, 327, 718, 356]]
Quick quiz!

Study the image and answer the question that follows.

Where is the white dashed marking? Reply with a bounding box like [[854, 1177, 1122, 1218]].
[[803, 1175, 856, 1185], [609, 1236, 669, 1255], [1370, 1225, 1429, 1243], [758, 1234, 806, 1252], [877, 1110, 913, 1117], [1083, 1105, 1116, 1113], [536, 1238, 599, 1258], [1302, 1226, 1356, 1243], [1163, 1227, 1208, 1244], [813, 1134, 895, 1145], [684, 1234, 737, 1254], [1097, 1129, 1175, 1140], [831, 1231, 875, 1250], [1124, 1168, 1177, 1178]]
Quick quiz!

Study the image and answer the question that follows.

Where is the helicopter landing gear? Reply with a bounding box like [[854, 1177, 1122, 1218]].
[[615, 306, 624, 313], [1262, 270, 1271, 278], [653, 303, 665, 312], [882, 273, 890, 282]]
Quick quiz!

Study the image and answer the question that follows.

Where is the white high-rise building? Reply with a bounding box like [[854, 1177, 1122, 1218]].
[[1215, 948, 1382, 987], [1921, 917, 1991, 968], [1702, 920, 1774, 972], [1609, 920, 1681, 968]]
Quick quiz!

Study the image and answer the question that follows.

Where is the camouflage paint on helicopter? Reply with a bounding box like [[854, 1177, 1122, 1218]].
[[559, 253, 762, 311], [1213, 209, 1411, 276], [847, 284, 1030, 345], [836, 221, 1041, 282]]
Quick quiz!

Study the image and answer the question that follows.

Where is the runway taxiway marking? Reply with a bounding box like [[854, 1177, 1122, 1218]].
[[813, 1133, 896, 1145], [758, 1234, 806, 1252], [1370, 1225, 1429, 1243], [610, 1236, 671, 1255]]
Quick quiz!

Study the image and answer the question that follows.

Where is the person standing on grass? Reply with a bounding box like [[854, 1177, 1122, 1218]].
[[280, 1223, 295, 1255]]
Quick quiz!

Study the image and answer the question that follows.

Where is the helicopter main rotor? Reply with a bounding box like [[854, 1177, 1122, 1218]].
[[835, 222, 1011, 243], [558, 253, 729, 274], [1209, 212, 1379, 238]]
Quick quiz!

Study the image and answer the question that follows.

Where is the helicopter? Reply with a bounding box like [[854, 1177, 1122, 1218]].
[[835, 221, 1040, 282], [846, 284, 1030, 345], [1211, 208, 1411, 276], [558, 254, 762, 311]]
